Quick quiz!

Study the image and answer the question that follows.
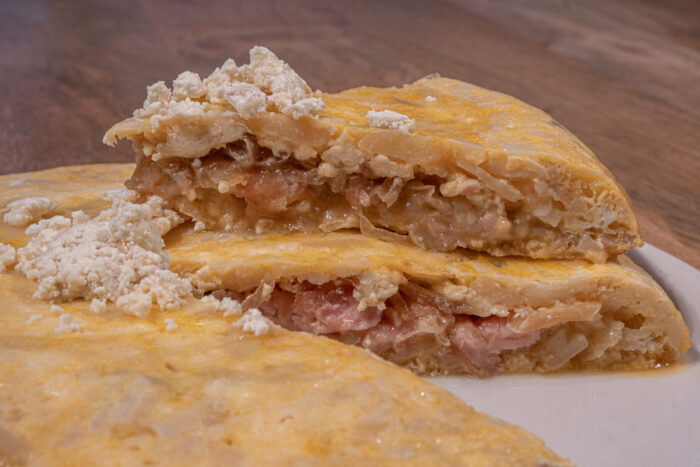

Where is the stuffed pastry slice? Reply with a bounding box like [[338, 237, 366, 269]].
[[105, 46, 641, 261], [0, 271, 569, 466], [166, 229, 690, 377]]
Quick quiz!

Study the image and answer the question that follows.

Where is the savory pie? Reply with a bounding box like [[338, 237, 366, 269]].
[[0, 271, 569, 466], [0, 165, 570, 464], [166, 229, 691, 376], [0, 165, 689, 379], [104, 46, 641, 262]]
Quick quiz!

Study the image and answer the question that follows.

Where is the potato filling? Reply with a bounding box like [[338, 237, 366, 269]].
[[126, 137, 622, 259]]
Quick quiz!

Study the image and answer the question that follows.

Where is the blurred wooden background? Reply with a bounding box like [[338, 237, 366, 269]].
[[1, 0, 698, 267]]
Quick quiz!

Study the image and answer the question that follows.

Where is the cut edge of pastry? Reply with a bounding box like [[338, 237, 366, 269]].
[[166, 229, 691, 377], [104, 46, 641, 261]]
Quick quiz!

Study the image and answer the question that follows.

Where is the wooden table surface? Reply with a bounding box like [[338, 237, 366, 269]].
[[1, 0, 698, 268]]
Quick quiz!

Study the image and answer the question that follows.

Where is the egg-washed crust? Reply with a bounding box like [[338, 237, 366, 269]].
[[0, 164, 135, 246], [0, 271, 572, 466], [104, 52, 641, 261]]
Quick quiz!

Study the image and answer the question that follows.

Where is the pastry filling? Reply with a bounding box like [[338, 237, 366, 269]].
[[126, 137, 621, 259], [211, 277, 658, 376]]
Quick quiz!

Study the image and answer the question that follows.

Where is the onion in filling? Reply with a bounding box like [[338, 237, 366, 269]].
[[126, 136, 629, 260]]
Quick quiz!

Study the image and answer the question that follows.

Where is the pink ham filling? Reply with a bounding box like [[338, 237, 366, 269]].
[[259, 282, 383, 334], [257, 280, 541, 370]]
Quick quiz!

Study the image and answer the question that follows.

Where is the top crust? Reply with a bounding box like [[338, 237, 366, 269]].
[[0, 271, 568, 465], [104, 47, 642, 259]]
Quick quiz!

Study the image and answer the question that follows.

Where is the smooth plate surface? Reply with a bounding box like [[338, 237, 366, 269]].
[[431, 243, 699, 467]]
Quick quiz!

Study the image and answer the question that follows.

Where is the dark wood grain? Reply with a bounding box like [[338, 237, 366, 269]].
[[1, 0, 698, 267]]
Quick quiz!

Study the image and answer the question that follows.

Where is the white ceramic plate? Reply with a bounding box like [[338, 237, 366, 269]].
[[429, 244, 699, 466]]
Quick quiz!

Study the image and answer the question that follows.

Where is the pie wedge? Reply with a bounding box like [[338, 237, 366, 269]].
[[166, 229, 691, 376], [104, 46, 641, 262]]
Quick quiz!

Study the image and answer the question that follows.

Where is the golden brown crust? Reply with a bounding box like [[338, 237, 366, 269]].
[[103, 49, 641, 260], [0, 261, 568, 465], [0, 164, 135, 247]]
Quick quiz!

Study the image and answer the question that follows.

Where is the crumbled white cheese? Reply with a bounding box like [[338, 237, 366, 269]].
[[436, 281, 510, 318], [115, 292, 152, 317], [233, 308, 270, 335], [246, 46, 321, 116], [353, 269, 405, 311], [150, 98, 205, 131], [439, 283, 476, 303], [0, 243, 17, 272], [50, 304, 64, 314], [172, 71, 205, 101], [201, 295, 242, 316], [24, 215, 72, 236], [439, 173, 482, 197], [217, 181, 230, 194], [193, 221, 206, 232], [221, 298, 242, 317], [367, 154, 414, 179], [317, 162, 338, 178], [89, 298, 107, 314], [283, 96, 325, 119], [425, 95, 437, 102], [136, 81, 171, 117], [131, 46, 324, 130], [217, 82, 267, 119], [191, 158, 202, 168], [164, 318, 178, 331], [15, 191, 191, 318], [201, 58, 238, 100], [232, 308, 270, 335], [55, 313, 80, 333], [3, 197, 59, 228], [26, 313, 42, 325], [366, 110, 416, 134]]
